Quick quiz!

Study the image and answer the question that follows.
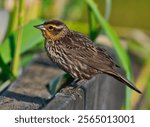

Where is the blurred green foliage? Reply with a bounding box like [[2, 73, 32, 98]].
[[0, 0, 150, 109]]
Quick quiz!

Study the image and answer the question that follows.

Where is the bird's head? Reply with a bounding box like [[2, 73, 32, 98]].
[[34, 20, 69, 41]]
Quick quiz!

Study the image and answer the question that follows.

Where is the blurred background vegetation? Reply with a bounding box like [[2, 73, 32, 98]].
[[0, 0, 150, 110]]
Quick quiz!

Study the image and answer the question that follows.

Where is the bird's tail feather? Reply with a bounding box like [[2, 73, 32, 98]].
[[104, 70, 142, 94]]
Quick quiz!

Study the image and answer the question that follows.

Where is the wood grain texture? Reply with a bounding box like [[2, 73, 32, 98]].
[[0, 52, 62, 109]]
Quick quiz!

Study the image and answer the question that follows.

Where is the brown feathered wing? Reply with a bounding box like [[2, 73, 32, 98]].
[[63, 32, 141, 94]]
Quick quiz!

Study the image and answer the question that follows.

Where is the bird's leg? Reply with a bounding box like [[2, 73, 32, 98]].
[[66, 78, 83, 93], [70, 78, 80, 87]]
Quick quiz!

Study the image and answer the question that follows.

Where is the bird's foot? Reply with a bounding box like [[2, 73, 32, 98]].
[[59, 86, 82, 100]]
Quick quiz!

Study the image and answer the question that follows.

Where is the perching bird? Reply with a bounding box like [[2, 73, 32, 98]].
[[34, 20, 141, 94]]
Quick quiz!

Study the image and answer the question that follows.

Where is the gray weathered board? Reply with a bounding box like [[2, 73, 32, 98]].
[[0, 52, 125, 110]]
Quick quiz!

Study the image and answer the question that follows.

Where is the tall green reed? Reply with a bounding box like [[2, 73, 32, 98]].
[[12, 0, 24, 77]]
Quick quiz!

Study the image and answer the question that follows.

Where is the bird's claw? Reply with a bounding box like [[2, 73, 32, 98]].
[[59, 86, 82, 100]]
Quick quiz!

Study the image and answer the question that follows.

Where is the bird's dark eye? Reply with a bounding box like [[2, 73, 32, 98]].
[[49, 26, 53, 30]]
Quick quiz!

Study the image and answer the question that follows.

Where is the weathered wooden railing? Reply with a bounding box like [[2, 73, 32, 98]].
[[0, 52, 125, 110]]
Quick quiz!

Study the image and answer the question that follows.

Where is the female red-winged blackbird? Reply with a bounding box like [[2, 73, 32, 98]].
[[34, 20, 141, 94]]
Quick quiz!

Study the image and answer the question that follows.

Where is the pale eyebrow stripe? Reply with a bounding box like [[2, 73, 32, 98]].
[[50, 25, 63, 29]]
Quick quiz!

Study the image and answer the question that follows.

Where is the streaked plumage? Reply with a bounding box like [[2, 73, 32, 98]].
[[34, 20, 141, 94]]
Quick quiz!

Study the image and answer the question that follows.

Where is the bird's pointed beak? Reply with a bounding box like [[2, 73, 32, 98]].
[[34, 24, 46, 30]]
